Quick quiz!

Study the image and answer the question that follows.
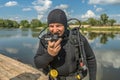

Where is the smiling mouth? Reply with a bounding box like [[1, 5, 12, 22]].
[[54, 33, 59, 35]]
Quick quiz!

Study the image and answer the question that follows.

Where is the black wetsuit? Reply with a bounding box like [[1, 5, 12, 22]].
[[34, 30, 96, 80]]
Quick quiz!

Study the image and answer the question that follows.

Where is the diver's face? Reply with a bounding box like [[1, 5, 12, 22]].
[[48, 23, 65, 36]]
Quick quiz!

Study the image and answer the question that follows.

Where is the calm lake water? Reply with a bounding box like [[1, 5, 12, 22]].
[[0, 28, 120, 80]]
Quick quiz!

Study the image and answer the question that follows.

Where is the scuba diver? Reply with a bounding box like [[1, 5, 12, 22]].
[[34, 9, 97, 80]]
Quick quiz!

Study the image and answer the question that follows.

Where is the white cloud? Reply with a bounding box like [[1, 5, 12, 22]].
[[96, 7, 104, 12], [32, 0, 52, 20], [109, 14, 120, 23], [54, 4, 69, 17], [5, 48, 18, 54], [96, 50, 120, 68], [23, 43, 32, 48], [37, 14, 44, 21], [93, 5, 104, 13], [55, 4, 68, 10], [89, 0, 120, 5], [5, 1, 18, 7], [81, 10, 96, 19], [9, 16, 19, 21], [22, 8, 32, 11]]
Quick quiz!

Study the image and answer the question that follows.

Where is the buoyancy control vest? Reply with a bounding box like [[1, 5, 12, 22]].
[[69, 27, 88, 80]]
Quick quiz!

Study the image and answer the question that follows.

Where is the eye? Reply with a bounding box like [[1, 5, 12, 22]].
[[56, 24, 63, 27], [56, 25, 60, 27], [49, 25, 54, 28]]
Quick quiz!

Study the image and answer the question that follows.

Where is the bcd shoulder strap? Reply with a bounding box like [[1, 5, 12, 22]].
[[69, 27, 88, 79]]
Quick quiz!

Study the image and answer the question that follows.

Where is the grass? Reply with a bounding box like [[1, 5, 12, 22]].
[[82, 26, 120, 31]]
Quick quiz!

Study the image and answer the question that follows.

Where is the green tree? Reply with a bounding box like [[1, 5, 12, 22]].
[[20, 20, 29, 28], [100, 33, 108, 44], [100, 13, 109, 25], [4, 19, 13, 28], [0, 19, 4, 27], [96, 20, 102, 26], [30, 19, 42, 28], [12, 21, 19, 28], [0, 19, 19, 28], [87, 18, 97, 26], [108, 19, 116, 26], [81, 21, 88, 25]]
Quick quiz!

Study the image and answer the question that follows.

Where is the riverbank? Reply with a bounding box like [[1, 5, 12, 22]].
[[83, 26, 120, 31], [1, 25, 120, 31]]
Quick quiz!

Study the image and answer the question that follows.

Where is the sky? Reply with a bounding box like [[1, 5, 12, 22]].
[[0, 0, 120, 23]]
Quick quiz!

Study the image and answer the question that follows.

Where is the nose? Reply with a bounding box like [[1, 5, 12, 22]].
[[52, 26, 58, 34]]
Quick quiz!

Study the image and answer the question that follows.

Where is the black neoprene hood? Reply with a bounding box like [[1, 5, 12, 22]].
[[47, 9, 68, 29]]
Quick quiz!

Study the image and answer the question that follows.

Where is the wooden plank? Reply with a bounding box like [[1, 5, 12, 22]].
[[0, 54, 48, 80]]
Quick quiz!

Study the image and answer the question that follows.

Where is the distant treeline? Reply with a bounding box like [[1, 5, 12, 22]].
[[0, 18, 45, 28], [0, 13, 118, 28], [73, 13, 117, 26]]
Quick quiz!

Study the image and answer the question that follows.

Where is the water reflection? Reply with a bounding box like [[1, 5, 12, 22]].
[[95, 49, 120, 80], [90, 31, 120, 80], [0, 28, 39, 66], [0, 29, 120, 80], [82, 31, 120, 44]]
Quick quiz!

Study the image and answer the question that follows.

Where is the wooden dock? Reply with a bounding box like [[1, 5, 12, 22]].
[[0, 54, 48, 80]]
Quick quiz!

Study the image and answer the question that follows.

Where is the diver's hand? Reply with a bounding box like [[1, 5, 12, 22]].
[[47, 38, 62, 56]]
